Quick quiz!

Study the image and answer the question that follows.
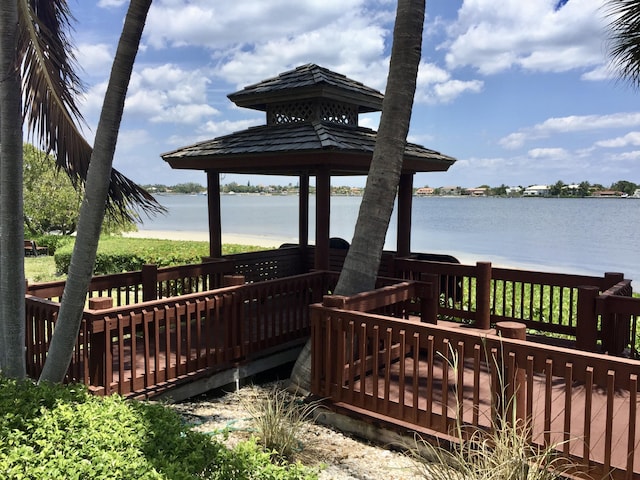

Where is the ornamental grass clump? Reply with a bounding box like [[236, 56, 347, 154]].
[[408, 347, 575, 480], [243, 385, 323, 461]]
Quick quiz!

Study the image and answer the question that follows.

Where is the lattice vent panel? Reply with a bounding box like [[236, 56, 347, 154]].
[[268, 101, 315, 125], [319, 101, 357, 125]]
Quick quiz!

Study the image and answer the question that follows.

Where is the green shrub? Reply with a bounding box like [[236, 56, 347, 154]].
[[0, 378, 220, 479], [31, 234, 73, 256], [54, 237, 211, 275], [0, 378, 317, 480], [210, 438, 318, 480]]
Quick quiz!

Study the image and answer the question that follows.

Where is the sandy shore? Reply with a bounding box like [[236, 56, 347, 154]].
[[124, 229, 297, 248]]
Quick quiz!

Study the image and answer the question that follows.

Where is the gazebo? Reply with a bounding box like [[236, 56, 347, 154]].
[[161, 64, 456, 269]]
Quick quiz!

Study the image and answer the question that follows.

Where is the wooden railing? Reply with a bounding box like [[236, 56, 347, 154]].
[[225, 247, 306, 283], [393, 258, 634, 354], [26, 260, 235, 305], [25, 271, 336, 397], [311, 283, 640, 480]]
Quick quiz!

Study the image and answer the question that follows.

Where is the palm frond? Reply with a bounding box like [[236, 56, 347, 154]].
[[17, 0, 164, 221], [605, 0, 640, 89]]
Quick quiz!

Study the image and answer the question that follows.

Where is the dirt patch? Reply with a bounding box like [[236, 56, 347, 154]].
[[168, 380, 426, 480]]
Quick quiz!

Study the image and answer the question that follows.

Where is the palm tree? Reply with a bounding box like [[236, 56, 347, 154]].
[[40, 0, 153, 383], [0, 2, 27, 378], [606, 0, 640, 88], [290, 0, 426, 390], [1, 0, 157, 379]]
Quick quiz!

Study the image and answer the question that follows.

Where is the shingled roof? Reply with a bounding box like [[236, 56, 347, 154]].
[[162, 121, 454, 175], [162, 64, 456, 176], [228, 64, 384, 113]]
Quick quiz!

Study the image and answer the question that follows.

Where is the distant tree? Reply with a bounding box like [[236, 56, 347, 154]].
[[549, 180, 565, 197], [606, 0, 640, 88], [172, 182, 206, 194], [610, 180, 638, 195], [578, 181, 591, 197], [491, 184, 508, 196], [23, 145, 82, 235]]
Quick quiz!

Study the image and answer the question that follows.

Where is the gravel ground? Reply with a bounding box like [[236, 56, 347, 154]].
[[168, 381, 427, 480]]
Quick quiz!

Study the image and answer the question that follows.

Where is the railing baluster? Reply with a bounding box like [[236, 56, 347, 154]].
[[627, 374, 637, 479]]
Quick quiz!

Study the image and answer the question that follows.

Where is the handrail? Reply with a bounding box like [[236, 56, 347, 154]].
[[26, 259, 235, 305], [311, 301, 640, 479], [393, 257, 631, 349]]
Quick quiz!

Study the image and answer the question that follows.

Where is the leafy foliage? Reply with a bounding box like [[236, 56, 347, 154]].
[[0, 378, 317, 480], [53, 237, 210, 275], [23, 144, 82, 236], [23, 144, 139, 236]]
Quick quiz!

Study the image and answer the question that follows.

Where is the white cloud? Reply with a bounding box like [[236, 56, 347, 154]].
[[444, 0, 607, 75], [500, 112, 640, 149], [97, 0, 127, 7], [75, 43, 114, 78], [527, 147, 569, 159], [124, 65, 218, 124], [414, 62, 484, 104], [595, 131, 640, 148], [198, 119, 263, 137], [612, 150, 640, 160], [145, 0, 383, 50]]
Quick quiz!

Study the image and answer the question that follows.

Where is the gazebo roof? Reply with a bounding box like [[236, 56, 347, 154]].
[[162, 121, 455, 175], [228, 63, 384, 113], [161, 64, 456, 175]]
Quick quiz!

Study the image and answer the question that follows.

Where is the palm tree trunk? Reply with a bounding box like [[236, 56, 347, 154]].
[[39, 0, 152, 383], [0, 1, 27, 378], [290, 0, 426, 391]]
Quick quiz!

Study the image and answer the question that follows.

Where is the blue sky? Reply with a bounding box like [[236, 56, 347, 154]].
[[69, 0, 640, 189]]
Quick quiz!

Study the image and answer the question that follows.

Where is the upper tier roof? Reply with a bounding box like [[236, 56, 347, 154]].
[[227, 64, 384, 113]]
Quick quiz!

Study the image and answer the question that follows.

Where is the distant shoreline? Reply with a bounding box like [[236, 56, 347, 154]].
[[124, 229, 297, 248]]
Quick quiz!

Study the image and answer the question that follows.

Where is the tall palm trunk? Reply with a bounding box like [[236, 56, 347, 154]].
[[290, 0, 426, 391], [39, 0, 152, 383], [0, 1, 27, 378]]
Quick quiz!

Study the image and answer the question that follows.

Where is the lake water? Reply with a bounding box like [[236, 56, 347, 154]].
[[139, 194, 640, 282]]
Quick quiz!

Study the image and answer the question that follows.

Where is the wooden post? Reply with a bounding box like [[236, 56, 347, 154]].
[[419, 274, 439, 324], [299, 174, 309, 248], [87, 297, 112, 389], [323, 295, 347, 309], [207, 171, 222, 258], [397, 173, 413, 257], [604, 272, 624, 289], [496, 321, 526, 426], [315, 168, 331, 271], [475, 262, 492, 330], [223, 275, 245, 287], [576, 286, 599, 352], [141, 264, 158, 302], [89, 297, 113, 310], [603, 272, 627, 355]]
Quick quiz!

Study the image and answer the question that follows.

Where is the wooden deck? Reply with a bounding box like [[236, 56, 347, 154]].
[[25, 251, 640, 478], [311, 282, 640, 480], [346, 351, 640, 475]]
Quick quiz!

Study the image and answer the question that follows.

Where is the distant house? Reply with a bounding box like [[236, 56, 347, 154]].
[[505, 186, 522, 196], [415, 187, 434, 196], [592, 190, 624, 198], [464, 187, 488, 197], [523, 185, 550, 197], [440, 186, 461, 196]]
